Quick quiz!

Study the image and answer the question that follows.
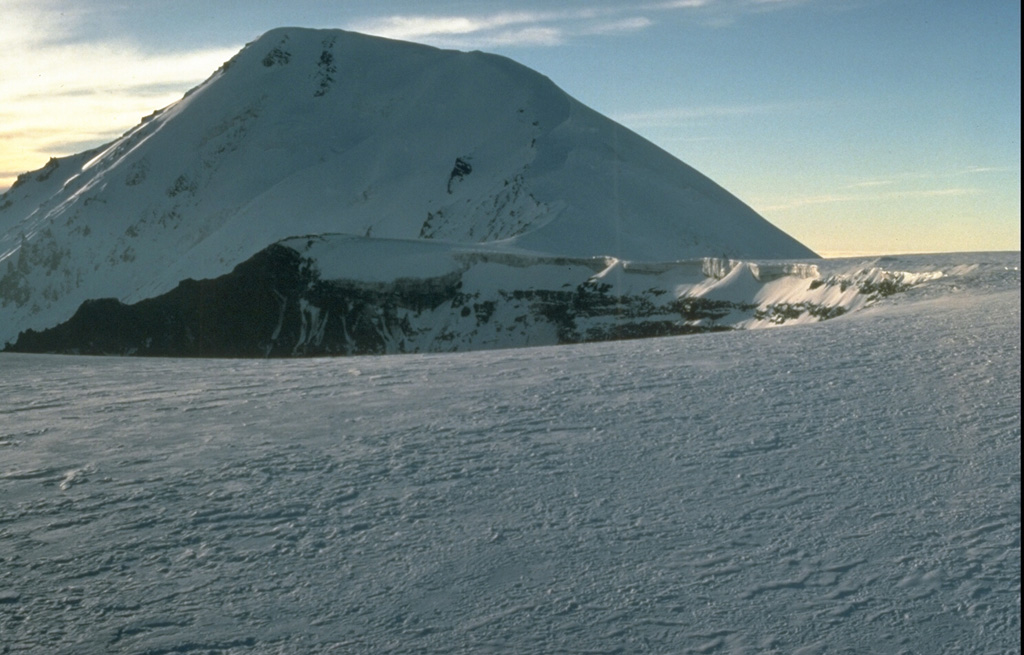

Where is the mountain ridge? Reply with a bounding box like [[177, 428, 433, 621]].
[[0, 27, 817, 351], [6, 234, 946, 357]]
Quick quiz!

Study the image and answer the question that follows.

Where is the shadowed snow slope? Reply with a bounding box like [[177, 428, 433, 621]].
[[0, 27, 815, 347], [0, 252, 1018, 653]]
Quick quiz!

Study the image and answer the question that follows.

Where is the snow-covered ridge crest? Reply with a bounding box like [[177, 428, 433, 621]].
[[0, 26, 816, 349]]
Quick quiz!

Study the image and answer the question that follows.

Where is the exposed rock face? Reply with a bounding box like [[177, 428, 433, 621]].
[[8, 246, 308, 357], [3, 244, 708, 357], [6, 236, 931, 358]]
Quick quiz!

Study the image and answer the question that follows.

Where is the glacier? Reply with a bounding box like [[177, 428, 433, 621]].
[[0, 252, 1019, 653]]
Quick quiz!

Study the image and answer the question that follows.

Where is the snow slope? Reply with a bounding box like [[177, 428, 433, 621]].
[[0, 252, 1019, 653], [0, 27, 815, 348]]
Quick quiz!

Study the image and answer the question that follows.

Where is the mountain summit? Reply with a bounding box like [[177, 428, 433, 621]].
[[0, 27, 818, 351]]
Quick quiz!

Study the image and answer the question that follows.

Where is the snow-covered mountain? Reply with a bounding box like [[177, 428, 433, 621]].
[[0, 27, 819, 351]]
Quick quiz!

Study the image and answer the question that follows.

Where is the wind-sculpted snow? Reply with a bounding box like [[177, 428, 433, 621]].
[[0, 252, 1019, 653], [0, 26, 815, 348]]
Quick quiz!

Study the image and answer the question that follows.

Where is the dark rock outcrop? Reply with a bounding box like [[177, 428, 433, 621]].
[[5, 243, 749, 358]]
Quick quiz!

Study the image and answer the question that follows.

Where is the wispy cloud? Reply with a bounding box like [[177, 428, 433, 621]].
[[348, 2, 720, 49], [612, 102, 807, 127], [350, 10, 641, 48], [843, 180, 896, 189], [0, 1, 235, 190], [351, 12, 541, 42], [651, 1, 713, 8], [757, 187, 982, 212], [962, 165, 1016, 175], [347, 1, 823, 57], [760, 161, 1015, 215], [580, 17, 656, 36], [839, 166, 1017, 191]]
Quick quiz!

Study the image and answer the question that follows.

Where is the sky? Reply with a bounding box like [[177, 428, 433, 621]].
[[1, 0, 1019, 256]]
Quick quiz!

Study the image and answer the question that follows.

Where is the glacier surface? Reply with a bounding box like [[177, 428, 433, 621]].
[[0, 252, 1019, 653]]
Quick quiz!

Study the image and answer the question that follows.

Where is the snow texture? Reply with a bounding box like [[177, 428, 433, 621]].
[[0, 252, 1019, 653], [0, 27, 815, 349]]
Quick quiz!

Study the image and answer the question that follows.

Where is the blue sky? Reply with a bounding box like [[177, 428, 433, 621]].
[[1, 0, 1019, 256]]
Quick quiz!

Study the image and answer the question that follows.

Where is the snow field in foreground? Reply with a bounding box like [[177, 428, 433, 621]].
[[0, 254, 1019, 654]]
